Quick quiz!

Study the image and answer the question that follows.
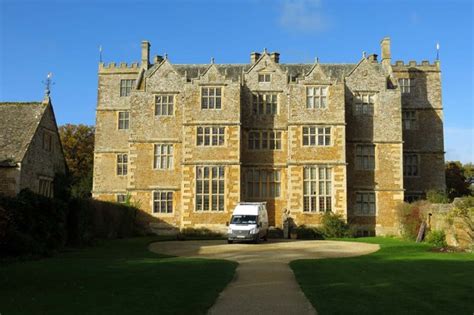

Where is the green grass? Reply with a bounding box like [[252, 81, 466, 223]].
[[0, 237, 237, 315], [291, 237, 474, 315]]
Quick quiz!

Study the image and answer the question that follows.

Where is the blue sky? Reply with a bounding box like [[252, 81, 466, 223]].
[[1, 0, 473, 162]]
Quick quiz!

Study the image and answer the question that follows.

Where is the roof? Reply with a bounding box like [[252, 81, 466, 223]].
[[0, 101, 47, 164], [145, 63, 356, 82]]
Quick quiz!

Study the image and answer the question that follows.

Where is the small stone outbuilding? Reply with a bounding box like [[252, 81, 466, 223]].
[[0, 96, 66, 197]]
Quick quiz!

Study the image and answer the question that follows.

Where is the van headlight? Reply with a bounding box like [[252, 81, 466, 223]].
[[249, 228, 259, 235]]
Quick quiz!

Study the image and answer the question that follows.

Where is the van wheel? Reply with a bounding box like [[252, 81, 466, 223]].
[[227, 240, 233, 244]]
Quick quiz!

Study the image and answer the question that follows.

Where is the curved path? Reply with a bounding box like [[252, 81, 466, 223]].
[[149, 240, 379, 315]]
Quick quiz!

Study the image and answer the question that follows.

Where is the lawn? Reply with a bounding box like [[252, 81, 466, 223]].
[[291, 237, 474, 315], [0, 237, 237, 315]]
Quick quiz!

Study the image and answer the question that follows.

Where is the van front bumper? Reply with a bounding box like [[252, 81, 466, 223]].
[[228, 231, 258, 241]]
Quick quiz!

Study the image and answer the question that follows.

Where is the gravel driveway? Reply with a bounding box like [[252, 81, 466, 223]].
[[149, 239, 379, 315]]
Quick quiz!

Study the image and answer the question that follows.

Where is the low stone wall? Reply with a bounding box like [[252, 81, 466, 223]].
[[427, 199, 473, 251]]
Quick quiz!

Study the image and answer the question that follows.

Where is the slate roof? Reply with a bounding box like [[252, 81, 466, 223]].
[[145, 62, 356, 82], [0, 102, 47, 165]]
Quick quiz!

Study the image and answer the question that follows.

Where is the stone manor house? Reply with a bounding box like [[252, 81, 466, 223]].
[[93, 37, 445, 235]]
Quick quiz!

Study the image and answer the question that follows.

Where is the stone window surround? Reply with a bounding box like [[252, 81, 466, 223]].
[[153, 143, 174, 170], [38, 176, 54, 198], [201, 86, 223, 110], [355, 191, 376, 216], [116, 193, 127, 203], [153, 190, 174, 214], [402, 110, 417, 130], [120, 79, 135, 97], [398, 78, 412, 94], [303, 166, 333, 213], [248, 130, 282, 150], [154, 94, 175, 116], [258, 73, 271, 83], [245, 168, 281, 199], [195, 166, 225, 212], [252, 92, 279, 115], [353, 92, 376, 116], [117, 111, 130, 130], [116, 153, 128, 176], [355, 144, 376, 171], [196, 126, 226, 147], [306, 86, 329, 109], [302, 126, 332, 147], [403, 153, 420, 177]]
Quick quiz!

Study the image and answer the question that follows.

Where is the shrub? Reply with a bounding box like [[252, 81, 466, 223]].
[[0, 190, 141, 258], [295, 225, 325, 240], [397, 201, 427, 240], [321, 213, 351, 238], [267, 227, 284, 239], [425, 230, 447, 248], [177, 228, 224, 240], [426, 190, 450, 204]]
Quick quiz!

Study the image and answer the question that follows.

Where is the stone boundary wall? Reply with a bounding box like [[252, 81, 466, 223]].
[[426, 199, 473, 251]]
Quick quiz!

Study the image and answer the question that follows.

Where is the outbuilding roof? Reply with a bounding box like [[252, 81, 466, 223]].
[[0, 102, 47, 165]]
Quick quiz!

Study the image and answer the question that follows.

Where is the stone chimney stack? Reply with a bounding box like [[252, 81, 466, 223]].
[[250, 52, 261, 64], [381, 37, 391, 66], [141, 41, 151, 70], [270, 52, 280, 63]]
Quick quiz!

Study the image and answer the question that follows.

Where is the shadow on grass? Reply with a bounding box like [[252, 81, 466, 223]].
[[291, 237, 474, 315], [0, 237, 237, 315]]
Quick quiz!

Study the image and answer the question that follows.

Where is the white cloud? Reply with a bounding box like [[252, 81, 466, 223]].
[[279, 0, 329, 33], [444, 127, 474, 163]]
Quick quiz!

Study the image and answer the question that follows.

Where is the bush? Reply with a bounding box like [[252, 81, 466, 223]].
[[295, 225, 325, 240], [425, 230, 447, 248], [397, 201, 427, 240], [267, 227, 284, 239], [321, 213, 351, 238], [0, 190, 68, 257], [426, 190, 450, 204], [177, 228, 224, 240], [0, 189, 141, 258]]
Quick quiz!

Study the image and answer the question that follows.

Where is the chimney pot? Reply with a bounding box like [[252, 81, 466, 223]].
[[270, 52, 280, 63], [250, 52, 261, 64]]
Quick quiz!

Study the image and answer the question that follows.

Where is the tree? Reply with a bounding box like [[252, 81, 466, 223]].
[[445, 161, 471, 200], [58, 124, 95, 198]]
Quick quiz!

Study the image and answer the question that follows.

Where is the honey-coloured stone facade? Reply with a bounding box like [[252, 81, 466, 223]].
[[92, 38, 445, 235]]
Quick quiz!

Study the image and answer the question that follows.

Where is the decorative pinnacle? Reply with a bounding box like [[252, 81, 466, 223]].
[[264, 48, 268, 53], [164, 53, 168, 60], [315, 57, 319, 63], [362, 51, 367, 58], [211, 57, 215, 64], [436, 42, 440, 61]]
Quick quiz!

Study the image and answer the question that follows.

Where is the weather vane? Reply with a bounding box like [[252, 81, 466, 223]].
[[99, 45, 103, 63], [42, 72, 54, 96]]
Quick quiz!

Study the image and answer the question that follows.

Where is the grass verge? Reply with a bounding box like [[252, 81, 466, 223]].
[[0, 237, 237, 315], [290, 237, 474, 315]]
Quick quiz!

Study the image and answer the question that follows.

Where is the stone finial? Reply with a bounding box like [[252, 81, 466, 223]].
[[315, 57, 319, 63], [211, 57, 215, 64], [164, 53, 168, 60], [264, 48, 268, 54], [362, 51, 366, 58]]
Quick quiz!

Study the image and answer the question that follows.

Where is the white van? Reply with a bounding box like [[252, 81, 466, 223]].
[[227, 202, 269, 244]]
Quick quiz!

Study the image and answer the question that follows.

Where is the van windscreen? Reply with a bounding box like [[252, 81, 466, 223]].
[[230, 215, 257, 225]]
